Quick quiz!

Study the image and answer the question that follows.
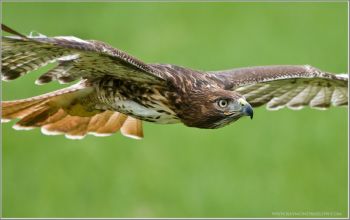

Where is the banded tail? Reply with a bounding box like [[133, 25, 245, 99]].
[[1, 84, 144, 140]]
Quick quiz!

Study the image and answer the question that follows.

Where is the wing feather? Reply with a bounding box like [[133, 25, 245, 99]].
[[287, 85, 321, 109], [309, 87, 334, 109], [1, 25, 166, 86]]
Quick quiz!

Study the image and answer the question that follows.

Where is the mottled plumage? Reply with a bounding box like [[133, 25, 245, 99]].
[[1, 24, 348, 139]]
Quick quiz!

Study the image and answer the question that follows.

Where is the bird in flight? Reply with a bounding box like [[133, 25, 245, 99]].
[[1, 24, 348, 140]]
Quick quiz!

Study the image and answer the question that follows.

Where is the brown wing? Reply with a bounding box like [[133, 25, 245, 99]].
[[207, 65, 348, 110], [1, 24, 167, 85]]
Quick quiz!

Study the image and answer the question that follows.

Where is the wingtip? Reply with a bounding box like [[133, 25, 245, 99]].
[[1, 24, 28, 39]]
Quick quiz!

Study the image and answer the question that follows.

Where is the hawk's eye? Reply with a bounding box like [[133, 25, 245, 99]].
[[217, 99, 228, 108]]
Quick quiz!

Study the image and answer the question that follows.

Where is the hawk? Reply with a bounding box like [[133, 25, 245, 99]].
[[1, 24, 348, 139]]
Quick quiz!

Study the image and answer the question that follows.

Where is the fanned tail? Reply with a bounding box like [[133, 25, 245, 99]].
[[1, 84, 144, 139]]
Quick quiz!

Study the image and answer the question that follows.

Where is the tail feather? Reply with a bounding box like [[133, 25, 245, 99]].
[[86, 111, 114, 134], [121, 117, 144, 139], [15, 105, 57, 128], [2, 99, 48, 121], [40, 108, 68, 125], [88, 112, 128, 135], [42, 114, 91, 139], [2, 85, 144, 140]]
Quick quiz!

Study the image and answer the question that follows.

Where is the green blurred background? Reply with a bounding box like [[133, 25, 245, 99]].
[[2, 2, 348, 218]]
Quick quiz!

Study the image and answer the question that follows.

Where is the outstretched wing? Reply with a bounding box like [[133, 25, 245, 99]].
[[1, 24, 167, 85], [207, 65, 348, 110]]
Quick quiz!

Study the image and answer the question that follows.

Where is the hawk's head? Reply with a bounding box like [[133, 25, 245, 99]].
[[177, 89, 253, 129]]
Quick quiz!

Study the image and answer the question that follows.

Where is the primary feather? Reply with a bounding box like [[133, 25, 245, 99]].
[[207, 65, 348, 110]]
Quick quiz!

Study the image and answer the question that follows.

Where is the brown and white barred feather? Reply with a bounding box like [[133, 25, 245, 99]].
[[235, 76, 348, 110], [2, 84, 143, 139], [208, 65, 348, 110], [2, 32, 167, 85]]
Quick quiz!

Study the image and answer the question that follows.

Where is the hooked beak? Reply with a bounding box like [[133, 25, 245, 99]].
[[238, 98, 254, 119]]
